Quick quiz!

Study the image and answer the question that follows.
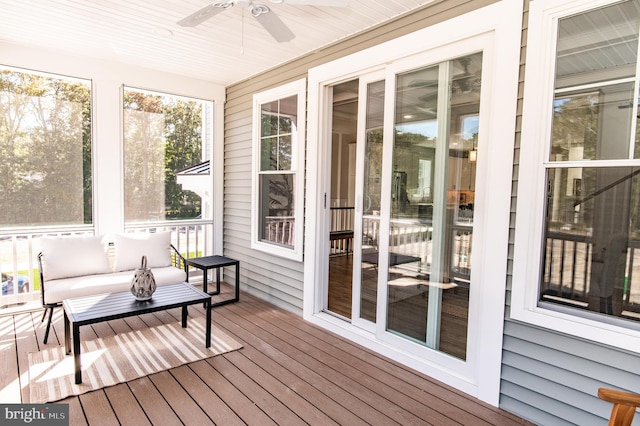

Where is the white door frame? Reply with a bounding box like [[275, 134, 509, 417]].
[[303, 0, 522, 405]]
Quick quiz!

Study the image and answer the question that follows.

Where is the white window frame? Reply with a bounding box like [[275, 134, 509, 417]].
[[251, 78, 306, 260], [512, 0, 640, 353]]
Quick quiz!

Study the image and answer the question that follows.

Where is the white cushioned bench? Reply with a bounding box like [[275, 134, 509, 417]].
[[38, 231, 187, 343]]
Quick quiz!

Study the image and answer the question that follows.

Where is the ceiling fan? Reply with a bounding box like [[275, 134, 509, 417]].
[[177, 0, 350, 43]]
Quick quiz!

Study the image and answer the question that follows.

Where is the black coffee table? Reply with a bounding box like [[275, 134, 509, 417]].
[[63, 282, 211, 384]]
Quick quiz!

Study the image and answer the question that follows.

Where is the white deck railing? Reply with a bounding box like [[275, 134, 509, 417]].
[[264, 216, 295, 246], [326, 207, 474, 282], [330, 207, 355, 254], [543, 231, 640, 313]]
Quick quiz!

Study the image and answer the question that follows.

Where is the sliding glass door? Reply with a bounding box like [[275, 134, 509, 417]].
[[309, 5, 520, 400], [383, 53, 481, 359], [339, 53, 482, 360], [323, 52, 483, 360]]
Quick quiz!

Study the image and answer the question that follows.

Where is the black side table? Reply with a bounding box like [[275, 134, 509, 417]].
[[186, 255, 240, 307]]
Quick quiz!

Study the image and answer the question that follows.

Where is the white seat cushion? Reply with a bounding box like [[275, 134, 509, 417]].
[[44, 267, 186, 304]]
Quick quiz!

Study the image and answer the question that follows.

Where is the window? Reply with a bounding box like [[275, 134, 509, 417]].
[[0, 67, 92, 227], [513, 0, 640, 351], [123, 87, 213, 223], [251, 79, 306, 260]]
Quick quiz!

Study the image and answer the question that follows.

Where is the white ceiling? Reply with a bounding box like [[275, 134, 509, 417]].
[[0, 0, 434, 85]]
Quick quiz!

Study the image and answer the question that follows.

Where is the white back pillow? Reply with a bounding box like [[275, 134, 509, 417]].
[[41, 235, 111, 280], [114, 231, 172, 271]]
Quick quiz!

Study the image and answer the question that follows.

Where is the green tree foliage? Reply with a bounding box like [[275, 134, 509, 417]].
[[164, 97, 203, 219], [123, 90, 204, 222], [0, 69, 91, 227], [1, 72, 205, 228], [551, 94, 598, 161]]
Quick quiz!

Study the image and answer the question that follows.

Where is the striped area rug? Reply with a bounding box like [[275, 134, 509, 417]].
[[28, 317, 242, 403]]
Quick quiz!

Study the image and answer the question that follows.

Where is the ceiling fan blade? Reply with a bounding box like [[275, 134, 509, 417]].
[[252, 7, 295, 43], [280, 0, 349, 6], [177, 2, 230, 27]]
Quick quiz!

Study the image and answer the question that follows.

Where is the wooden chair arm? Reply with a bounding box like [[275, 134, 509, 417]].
[[599, 388, 640, 407], [598, 388, 640, 426]]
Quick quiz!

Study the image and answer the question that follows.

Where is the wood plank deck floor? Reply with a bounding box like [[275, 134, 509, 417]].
[[0, 285, 532, 425]]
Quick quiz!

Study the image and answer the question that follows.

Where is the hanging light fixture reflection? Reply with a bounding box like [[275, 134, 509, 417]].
[[469, 132, 478, 162]]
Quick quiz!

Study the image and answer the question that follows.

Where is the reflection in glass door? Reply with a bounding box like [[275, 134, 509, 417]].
[[354, 79, 385, 325], [325, 53, 483, 360], [327, 80, 358, 319], [385, 53, 481, 360]]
